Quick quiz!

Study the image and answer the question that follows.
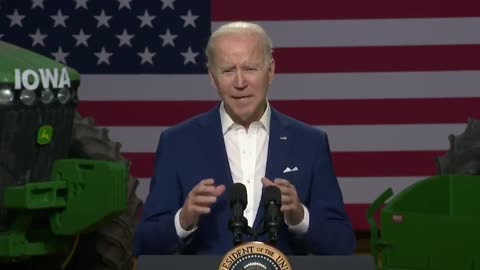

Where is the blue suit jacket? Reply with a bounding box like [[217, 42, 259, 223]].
[[133, 105, 355, 255]]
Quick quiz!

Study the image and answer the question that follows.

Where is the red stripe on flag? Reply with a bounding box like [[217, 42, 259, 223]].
[[78, 98, 480, 126], [212, 0, 480, 20], [332, 151, 443, 177], [274, 45, 480, 73], [123, 151, 443, 178], [345, 204, 381, 231]]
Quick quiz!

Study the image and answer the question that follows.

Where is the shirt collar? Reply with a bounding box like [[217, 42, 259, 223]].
[[219, 100, 271, 135]]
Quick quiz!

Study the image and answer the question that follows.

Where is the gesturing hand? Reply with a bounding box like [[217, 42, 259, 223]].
[[179, 178, 226, 230], [262, 177, 304, 226]]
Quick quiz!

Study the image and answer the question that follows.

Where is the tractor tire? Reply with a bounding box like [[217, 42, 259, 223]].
[[436, 118, 480, 175], [64, 112, 143, 270]]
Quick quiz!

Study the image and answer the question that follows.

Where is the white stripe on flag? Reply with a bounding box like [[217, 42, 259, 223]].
[[135, 177, 425, 204], [105, 124, 464, 153], [79, 71, 480, 101], [213, 18, 480, 47]]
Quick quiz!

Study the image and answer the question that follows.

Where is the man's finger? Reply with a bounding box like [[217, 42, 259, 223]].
[[280, 205, 296, 212], [192, 195, 217, 206], [214, 184, 226, 196], [199, 178, 215, 186], [274, 178, 291, 186], [281, 195, 294, 205], [193, 184, 216, 195], [274, 184, 293, 196], [261, 177, 274, 186], [190, 205, 211, 215]]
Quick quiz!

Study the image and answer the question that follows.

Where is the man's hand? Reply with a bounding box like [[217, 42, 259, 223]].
[[179, 178, 226, 230], [262, 177, 304, 226]]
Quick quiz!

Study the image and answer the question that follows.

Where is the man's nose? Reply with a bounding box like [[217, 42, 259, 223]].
[[233, 70, 247, 89]]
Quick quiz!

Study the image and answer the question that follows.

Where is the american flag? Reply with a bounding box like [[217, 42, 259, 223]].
[[1, 0, 480, 231]]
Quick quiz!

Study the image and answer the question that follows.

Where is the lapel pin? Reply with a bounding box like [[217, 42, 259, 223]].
[[280, 136, 287, 140]]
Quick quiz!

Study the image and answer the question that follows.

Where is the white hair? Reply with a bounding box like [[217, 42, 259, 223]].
[[205, 21, 273, 68]]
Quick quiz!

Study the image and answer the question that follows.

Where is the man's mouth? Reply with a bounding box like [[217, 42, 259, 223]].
[[232, 95, 252, 100]]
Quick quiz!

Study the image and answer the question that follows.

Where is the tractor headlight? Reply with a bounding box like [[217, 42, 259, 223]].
[[0, 88, 14, 105], [41, 89, 55, 104], [57, 87, 71, 104], [20, 89, 36, 106]]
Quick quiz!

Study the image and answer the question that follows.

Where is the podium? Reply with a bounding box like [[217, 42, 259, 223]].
[[138, 255, 375, 270]]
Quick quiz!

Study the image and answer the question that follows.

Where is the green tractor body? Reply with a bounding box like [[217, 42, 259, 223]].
[[0, 41, 129, 265], [368, 175, 480, 270], [368, 120, 480, 270]]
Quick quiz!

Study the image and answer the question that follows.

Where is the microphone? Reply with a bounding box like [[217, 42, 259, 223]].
[[228, 183, 248, 245], [263, 185, 282, 246]]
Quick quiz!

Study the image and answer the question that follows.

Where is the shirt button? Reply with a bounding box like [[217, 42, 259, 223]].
[[246, 179, 251, 183]]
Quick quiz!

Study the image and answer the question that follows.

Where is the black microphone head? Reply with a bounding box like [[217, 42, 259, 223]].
[[264, 185, 281, 204], [229, 183, 247, 208]]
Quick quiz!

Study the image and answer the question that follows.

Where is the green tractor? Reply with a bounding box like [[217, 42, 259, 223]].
[[367, 119, 480, 270], [0, 41, 142, 269]]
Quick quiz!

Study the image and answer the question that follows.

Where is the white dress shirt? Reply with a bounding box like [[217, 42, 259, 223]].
[[174, 102, 309, 238], [221, 102, 269, 227]]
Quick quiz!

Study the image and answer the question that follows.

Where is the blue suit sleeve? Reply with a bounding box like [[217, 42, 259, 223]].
[[133, 131, 186, 255], [304, 132, 356, 255]]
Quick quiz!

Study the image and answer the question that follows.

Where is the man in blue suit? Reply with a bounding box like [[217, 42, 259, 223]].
[[133, 21, 355, 255]]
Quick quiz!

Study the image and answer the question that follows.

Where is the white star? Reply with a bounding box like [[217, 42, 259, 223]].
[[8, 9, 26, 27], [159, 28, 177, 47], [180, 9, 198, 28], [94, 47, 113, 65], [118, 0, 132, 10], [72, 29, 91, 47], [181, 47, 198, 65], [51, 47, 69, 64], [137, 10, 155, 28], [94, 10, 112, 28], [160, 0, 175, 10], [29, 28, 47, 47], [32, 0, 45, 9], [138, 47, 157, 65], [75, 0, 88, 9], [50, 10, 69, 28], [116, 29, 134, 47]]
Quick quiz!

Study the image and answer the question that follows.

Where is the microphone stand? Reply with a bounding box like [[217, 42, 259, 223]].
[[228, 216, 248, 246], [229, 218, 258, 245], [255, 205, 281, 245]]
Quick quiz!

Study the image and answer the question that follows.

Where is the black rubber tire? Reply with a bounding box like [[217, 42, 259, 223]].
[[64, 112, 143, 270], [436, 118, 480, 175]]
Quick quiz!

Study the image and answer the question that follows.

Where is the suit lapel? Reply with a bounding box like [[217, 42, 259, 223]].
[[197, 105, 234, 190], [253, 109, 292, 230]]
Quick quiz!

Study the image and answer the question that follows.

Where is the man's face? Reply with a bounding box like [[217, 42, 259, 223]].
[[208, 32, 275, 126]]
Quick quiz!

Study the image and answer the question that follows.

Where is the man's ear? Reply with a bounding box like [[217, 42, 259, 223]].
[[268, 58, 275, 85]]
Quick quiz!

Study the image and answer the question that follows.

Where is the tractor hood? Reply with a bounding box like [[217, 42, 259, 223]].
[[0, 41, 80, 88]]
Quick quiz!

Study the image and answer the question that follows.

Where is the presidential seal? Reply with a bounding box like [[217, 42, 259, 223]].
[[218, 242, 292, 270]]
